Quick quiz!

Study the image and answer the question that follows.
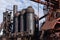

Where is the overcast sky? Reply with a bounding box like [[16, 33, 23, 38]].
[[0, 0, 45, 24]]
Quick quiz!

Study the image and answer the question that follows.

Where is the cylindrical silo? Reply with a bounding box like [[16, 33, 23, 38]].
[[20, 9, 26, 36], [26, 6, 35, 35]]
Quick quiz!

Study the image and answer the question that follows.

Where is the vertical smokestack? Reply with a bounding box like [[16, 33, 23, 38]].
[[26, 6, 35, 35], [13, 5, 17, 16], [13, 5, 18, 33]]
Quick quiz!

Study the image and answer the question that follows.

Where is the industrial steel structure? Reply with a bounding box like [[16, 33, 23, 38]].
[[0, 0, 60, 40], [0, 5, 40, 40]]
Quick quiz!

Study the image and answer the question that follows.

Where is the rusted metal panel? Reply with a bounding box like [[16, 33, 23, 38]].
[[41, 20, 58, 31], [41, 8, 60, 31]]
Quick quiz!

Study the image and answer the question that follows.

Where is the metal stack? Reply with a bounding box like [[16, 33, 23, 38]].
[[26, 6, 35, 36], [1, 5, 40, 40]]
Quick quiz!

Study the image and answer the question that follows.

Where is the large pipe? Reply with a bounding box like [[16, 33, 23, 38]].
[[26, 6, 35, 35], [39, 13, 48, 20]]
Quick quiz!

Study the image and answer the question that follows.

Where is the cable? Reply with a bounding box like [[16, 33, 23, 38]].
[[38, 0, 39, 18], [38, 0, 40, 31]]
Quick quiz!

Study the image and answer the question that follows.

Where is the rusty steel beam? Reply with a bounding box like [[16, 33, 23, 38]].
[[31, 0, 54, 6]]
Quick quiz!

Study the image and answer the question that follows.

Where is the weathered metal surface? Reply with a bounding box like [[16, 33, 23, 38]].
[[20, 9, 25, 36], [40, 20, 58, 31], [26, 6, 35, 35]]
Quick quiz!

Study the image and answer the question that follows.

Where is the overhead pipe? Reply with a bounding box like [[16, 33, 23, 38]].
[[39, 13, 49, 20]]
